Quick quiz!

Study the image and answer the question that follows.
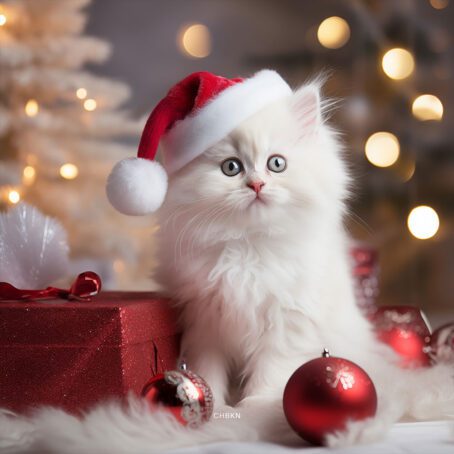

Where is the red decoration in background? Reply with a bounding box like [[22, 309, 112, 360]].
[[429, 322, 454, 364], [0, 271, 101, 301], [350, 246, 449, 369], [142, 362, 213, 427], [0, 292, 181, 414], [370, 306, 431, 368], [283, 349, 377, 446], [351, 245, 379, 316]]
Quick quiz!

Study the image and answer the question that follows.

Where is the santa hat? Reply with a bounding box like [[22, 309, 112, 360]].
[[106, 69, 292, 216]]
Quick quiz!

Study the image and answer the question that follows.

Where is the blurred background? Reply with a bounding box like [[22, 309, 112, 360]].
[[0, 0, 452, 324]]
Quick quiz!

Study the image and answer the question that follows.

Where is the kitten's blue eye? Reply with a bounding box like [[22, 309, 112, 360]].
[[221, 158, 243, 176], [267, 155, 286, 173]]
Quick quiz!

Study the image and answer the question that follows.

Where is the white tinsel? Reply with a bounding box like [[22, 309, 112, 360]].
[[0, 204, 69, 289]]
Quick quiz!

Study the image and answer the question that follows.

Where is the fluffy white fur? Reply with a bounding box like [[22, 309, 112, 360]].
[[106, 157, 168, 215], [155, 81, 454, 434], [1, 81, 453, 453]]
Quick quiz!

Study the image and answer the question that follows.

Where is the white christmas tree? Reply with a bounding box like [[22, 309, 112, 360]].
[[0, 0, 153, 288]]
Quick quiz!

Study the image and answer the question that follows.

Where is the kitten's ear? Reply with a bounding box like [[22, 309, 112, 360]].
[[291, 83, 322, 136]]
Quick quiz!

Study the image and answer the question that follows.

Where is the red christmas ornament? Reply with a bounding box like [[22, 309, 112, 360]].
[[429, 322, 454, 364], [370, 306, 431, 368], [142, 362, 213, 427], [283, 349, 377, 446]]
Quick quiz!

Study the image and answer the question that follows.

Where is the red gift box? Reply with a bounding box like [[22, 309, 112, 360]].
[[0, 292, 181, 413]]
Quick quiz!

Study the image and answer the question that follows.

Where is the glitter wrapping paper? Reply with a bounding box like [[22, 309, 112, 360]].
[[0, 292, 181, 413]]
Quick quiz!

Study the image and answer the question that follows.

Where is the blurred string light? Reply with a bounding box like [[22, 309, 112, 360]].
[[26, 153, 37, 165], [22, 165, 36, 185], [365, 132, 400, 167], [24, 99, 39, 117], [429, 0, 449, 9], [407, 205, 440, 239], [178, 23, 211, 58], [0, 12, 6, 27], [113, 259, 126, 273], [59, 163, 78, 180], [382, 48, 415, 80], [317, 16, 350, 49], [76, 88, 88, 99], [412, 94, 443, 121], [400, 159, 416, 182], [83, 98, 97, 111], [8, 189, 20, 204], [393, 155, 416, 182]]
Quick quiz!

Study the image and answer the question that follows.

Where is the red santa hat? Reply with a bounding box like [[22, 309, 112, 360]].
[[106, 69, 292, 215]]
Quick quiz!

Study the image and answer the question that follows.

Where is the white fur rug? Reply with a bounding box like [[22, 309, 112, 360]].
[[1, 361, 454, 454], [165, 421, 454, 454], [1, 394, 453, 454]]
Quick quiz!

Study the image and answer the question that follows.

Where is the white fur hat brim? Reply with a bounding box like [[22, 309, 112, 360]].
[[162, 70, 292, 173]]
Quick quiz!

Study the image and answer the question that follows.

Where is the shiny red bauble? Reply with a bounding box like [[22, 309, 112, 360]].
[[283, 350, 377, 446], [142, 366, 213, 427], [429, 322, 454, 364], [370, 306, 431, 368]]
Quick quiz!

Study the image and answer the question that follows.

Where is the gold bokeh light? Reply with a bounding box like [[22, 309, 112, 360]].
[[22, 166, 36, 185], [83, 98, 97, 111], [76, 88, 88, 99], [382, 48, 415, 80], [8, 189, 20, 204], [365, 132, 400, 167], [429, 0, 449, 9], [60, 163, 79, 180], [179, 24, 212, 58], [25, 99, 39, 117], [412, 94, 443, 121], [407, 205, 440, 240], [317, 16, 350, 49]]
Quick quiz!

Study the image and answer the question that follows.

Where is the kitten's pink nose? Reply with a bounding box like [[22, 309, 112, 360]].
[[247, 180, 265, 194]]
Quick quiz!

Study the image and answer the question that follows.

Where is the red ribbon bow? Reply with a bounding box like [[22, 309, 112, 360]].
[[0, 271, 102, 302]]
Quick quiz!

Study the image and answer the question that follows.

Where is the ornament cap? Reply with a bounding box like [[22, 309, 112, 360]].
[[322, 348, 330, 358], [179, 360, 188, 371]]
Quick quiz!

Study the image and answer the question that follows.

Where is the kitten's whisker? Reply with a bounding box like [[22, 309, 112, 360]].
[[187, 204, 226, 261], [346, 211, 374, 236], [289, 195, 312, 207], [190, 207, 226, 261], [180, 203, 225, 262], [173, 204, 218, 267], [185, 194, 246, 255], [164, 195, 219, 232], [163, 205, 193, 231]]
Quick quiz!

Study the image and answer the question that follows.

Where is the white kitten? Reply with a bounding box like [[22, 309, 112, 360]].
[[2, 81, 452, 454], [154, 80, 454, 442], [155, 82, 356, 402]]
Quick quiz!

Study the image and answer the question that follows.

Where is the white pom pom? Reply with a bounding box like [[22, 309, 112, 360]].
[[106, 158, 168, 215]]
